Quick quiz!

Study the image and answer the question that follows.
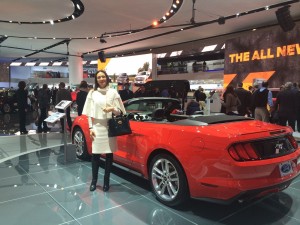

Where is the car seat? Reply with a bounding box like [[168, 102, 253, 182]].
[[151, 108, 165, 121]]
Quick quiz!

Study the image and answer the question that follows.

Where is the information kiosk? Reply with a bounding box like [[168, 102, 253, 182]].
[[45, 100, 76, 163]]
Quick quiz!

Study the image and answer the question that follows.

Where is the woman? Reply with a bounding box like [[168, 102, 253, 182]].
[[221, 85, 241, 115], [82, 70, 126, 192]]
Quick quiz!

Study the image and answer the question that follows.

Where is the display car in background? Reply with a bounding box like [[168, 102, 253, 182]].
[[134, 71, 151, 85], [0, 89, 17, 113], [116, 73, 129, 84], [72, 96, 300, 207], [0, 89, 36, 113]]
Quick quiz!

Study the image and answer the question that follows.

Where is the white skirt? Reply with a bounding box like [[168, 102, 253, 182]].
[[92, 119, 117, 154]]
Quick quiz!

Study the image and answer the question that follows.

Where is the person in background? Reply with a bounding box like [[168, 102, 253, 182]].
[[252, 81, 273, 122], [249, 83, 260, 117], [234, 82, 252, 116], [186, 100, 201, 115], [134, 85, 148, 97], [119, 83, 134, 101], [297, 83, 300, 132], [221, 85, 241, 115], [56, 82, 72, 132], [82, 70, 126, 192], [161, 88, 170, 97], [16, 81, 29, 134], [274, 82, 297, 131], [37, 84, 51, 133], [202, 61, 207, 71], [76, 80, 89, 116], [248, 85, 254, 93], [151, 87, 161, 97], [193, 86, 207, 110]]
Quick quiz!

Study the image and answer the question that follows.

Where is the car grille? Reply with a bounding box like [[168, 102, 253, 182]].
[[228, 134, 298, 161]]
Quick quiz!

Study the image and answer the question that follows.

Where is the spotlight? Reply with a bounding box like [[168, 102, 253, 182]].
[[100, 34, 107, 43], [100, 38, 107, 43], [218, 16, 225, 25], [276, 5, 295, 32], [98, 51, 106, 63]]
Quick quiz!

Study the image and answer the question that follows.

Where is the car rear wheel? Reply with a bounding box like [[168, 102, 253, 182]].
[[72, 127, 91, 161], [149, 154, 189, 206]]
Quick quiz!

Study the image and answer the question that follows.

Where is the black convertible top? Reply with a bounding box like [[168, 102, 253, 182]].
[[172, 114, 253, 126]]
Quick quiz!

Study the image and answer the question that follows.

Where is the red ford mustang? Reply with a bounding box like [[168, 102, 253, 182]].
[[72, 97, 300, 206]]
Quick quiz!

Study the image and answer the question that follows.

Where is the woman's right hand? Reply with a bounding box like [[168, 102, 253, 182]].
[[90, 129, 96, 141]]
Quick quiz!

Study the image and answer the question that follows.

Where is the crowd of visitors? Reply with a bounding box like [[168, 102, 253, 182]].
[[13, 79, 300, 135]]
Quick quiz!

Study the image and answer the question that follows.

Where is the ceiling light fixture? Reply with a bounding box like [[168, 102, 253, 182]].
[[218, 16, 226, 25], [152, 21, 158, 26], [100, 34, 107, 43], [100, 38, 107, 43]]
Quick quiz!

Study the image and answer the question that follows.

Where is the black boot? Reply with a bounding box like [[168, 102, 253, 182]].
[[90, 154, 100, 191], [103, 153, 113, 192]]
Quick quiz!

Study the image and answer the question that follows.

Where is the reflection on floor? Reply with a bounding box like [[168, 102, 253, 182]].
[[1, 143, 300, 225], [1, 112, 300, 224]]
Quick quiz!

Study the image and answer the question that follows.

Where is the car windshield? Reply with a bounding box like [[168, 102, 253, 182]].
[[124, 98, 179, 114]]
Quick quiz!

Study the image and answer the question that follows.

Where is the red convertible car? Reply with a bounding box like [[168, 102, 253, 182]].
[[72, 97, 300, 206]]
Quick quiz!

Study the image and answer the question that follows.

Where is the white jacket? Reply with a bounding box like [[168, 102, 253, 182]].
[[82, 86, 126, 127]]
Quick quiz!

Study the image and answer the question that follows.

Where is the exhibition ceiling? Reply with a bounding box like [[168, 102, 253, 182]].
[[0, 0, 299, 63]]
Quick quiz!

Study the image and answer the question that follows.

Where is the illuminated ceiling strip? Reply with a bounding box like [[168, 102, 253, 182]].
[[90, 60, 98, 64], [39, 62, 49, 66], [52, 62, 62, 66], [10, 62, 22, 66], [0, 0, 84, 25], [157, 53, 167, 58], [170, 50, 183, 57], [25, 62, 36, 66], [202, 45, 217, 52]]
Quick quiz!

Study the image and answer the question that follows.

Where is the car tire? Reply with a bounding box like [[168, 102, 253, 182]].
[[72, 127, 91, 161], [149, 153, 189, 206], [2, 103, 11, 113]]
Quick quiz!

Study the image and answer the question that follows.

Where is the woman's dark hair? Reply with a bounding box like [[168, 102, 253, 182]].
[[18, 81, 26, 89], [226, 85, 237, 97], [94, 70, 110, 90]]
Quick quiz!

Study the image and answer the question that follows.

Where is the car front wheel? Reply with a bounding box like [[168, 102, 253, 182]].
[[149, 154, 189, 206], [72, 127, 91, 161]]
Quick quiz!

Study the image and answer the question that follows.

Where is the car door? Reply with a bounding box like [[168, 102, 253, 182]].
[[114, 120, 144, 168], [113, 100, 144, 166]]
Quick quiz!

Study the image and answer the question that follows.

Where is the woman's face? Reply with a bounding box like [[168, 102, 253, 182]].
[[97, 72, 107, 88]]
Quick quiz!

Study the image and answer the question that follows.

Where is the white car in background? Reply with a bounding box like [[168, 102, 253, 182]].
[[134, 71, 151, 85], [116, 73, 129, 84]]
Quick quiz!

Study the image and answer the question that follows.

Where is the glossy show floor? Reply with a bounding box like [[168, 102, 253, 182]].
[[1, 112, 300, 225]]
